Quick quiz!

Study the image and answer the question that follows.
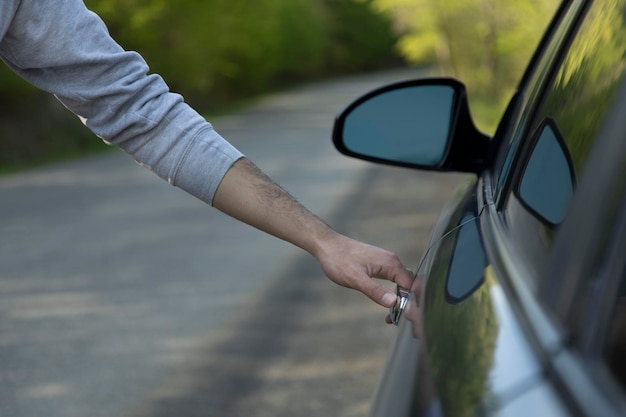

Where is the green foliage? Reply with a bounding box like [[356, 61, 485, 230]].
[[370, 0, 561, 132], [323, 0, 400, 72], [423, 217, 498, 417], [0, 64, 40, 103], [84, 0, 398, 107], [1, 0, 399, 168], [539, 0, 626, 171], [0, 94, 108, 171]]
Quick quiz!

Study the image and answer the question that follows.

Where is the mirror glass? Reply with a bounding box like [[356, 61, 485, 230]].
[[518, 119, 575, 225], [341, 85, 456, 167]]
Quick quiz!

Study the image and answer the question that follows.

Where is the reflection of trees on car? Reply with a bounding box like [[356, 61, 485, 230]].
[[423, 210, 498, 417], [541, 0, 626, 171]]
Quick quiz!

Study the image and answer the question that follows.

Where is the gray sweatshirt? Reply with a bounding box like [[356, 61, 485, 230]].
[[0, 0, 244, 205]]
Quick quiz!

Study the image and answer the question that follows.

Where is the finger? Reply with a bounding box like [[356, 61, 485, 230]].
[[392, 266, 415, 289], [356, 277, 398, 308], [372, 259, 414, 289]]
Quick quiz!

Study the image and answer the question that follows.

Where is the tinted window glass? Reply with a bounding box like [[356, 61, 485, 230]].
[[494, 1, 581, 193], [505, 0, 626, 284]]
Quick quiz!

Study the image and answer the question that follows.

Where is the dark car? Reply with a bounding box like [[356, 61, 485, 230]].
[[332, 0, 626, 416]]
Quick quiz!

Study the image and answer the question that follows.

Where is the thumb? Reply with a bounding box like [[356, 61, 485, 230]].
[[381, 291, 399, 308], [357, 278, 398, 308]]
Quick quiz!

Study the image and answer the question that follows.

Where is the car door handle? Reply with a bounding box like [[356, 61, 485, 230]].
[[389, 286, 410, 325]]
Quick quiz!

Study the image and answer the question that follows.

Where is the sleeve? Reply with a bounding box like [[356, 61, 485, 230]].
[[0, 0, 244, 205]]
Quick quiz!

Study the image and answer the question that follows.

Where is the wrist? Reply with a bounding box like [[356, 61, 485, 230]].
[[307, 224, 344, 262]]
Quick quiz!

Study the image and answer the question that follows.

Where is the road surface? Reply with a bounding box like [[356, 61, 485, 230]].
[[0, 68, 466, 417]]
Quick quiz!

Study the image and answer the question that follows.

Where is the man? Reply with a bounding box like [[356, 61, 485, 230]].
[[0, 0, 413, 310]]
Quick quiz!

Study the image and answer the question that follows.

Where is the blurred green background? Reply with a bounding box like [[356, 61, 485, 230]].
[[0, 0, 559, 172]]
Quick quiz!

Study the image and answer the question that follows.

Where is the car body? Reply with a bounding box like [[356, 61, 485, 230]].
[[332, 0, 626, 416]]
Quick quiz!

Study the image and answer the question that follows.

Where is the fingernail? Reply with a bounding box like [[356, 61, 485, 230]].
[[382, 292, 397, 307]]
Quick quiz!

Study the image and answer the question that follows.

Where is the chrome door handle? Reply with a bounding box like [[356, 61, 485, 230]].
[[389, 286, 410, 325]]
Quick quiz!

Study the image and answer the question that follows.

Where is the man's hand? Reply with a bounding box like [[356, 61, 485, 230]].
[[314, 233, 414, 308], [213, 157, 413, 309]]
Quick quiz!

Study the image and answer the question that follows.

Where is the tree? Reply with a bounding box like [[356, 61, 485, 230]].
[[369, 0, 560, 130], [1, 0, 398, 168]]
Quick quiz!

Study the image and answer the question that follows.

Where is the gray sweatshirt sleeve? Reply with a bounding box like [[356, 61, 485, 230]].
[[0, 0, 244, 205]]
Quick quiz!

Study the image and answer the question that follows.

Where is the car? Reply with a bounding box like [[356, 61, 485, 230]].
[[331, 0, 626, 416]]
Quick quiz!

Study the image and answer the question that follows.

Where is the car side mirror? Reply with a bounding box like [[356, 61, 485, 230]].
[[332, 78, 490, 173]]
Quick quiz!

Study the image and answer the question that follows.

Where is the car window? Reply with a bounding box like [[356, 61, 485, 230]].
[[493, 0, 583, 195], [503, 0, 626, 286]]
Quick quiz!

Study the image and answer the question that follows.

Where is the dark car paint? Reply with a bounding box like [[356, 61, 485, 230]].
[[332, 0, 626, 416], [372, 181, 551, 417]]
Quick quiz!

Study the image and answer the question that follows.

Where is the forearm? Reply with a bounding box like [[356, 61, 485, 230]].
[[212, 158, 333, 257], [213, 158, 414, 308]]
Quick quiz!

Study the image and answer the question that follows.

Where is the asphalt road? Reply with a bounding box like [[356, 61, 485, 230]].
[[0, 69, 467, 417]]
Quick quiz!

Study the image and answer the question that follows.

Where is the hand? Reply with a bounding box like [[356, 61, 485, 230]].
[[315, 233, 414, 308], [212, 159, 413, 309]]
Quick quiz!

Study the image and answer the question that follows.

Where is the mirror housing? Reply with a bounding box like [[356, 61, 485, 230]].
[[332, 78, 491, 173]]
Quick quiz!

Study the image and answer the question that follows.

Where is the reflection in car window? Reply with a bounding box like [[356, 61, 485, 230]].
[[494, 1, 581, 193], [537, 2, 626, 172], [506, 0, 626, 283]]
